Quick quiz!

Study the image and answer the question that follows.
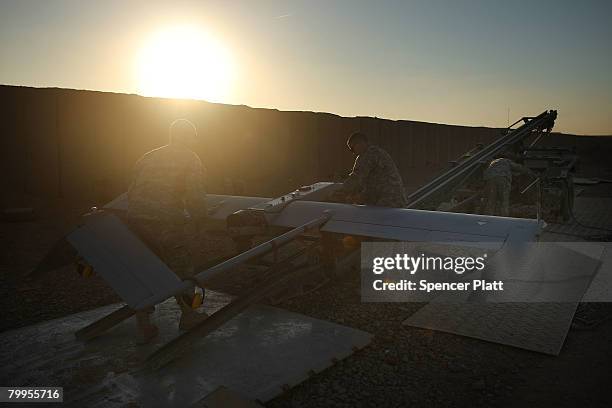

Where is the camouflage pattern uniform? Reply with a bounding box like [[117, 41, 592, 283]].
[[483, 158, 530, 216], [127, 145, 207, 280], [343, 145, 408, 207]]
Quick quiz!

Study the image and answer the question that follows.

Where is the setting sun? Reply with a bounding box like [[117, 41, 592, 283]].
[[136, 26, 234, 102]]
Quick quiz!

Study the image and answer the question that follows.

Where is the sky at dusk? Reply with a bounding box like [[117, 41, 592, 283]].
[[1, 0, 611, 135]]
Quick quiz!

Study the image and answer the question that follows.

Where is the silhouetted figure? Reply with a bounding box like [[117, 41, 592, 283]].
[[483, 155, 533, 216], [128, 118, 208, 343], [338, 132, 407, 207]]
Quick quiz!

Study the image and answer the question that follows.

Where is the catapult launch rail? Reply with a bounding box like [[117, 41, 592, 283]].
[[406, 110, 557, 209]]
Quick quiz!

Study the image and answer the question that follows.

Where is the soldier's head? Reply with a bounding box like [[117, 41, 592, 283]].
[[347, 132, 369, 155], [169, 119, 198, 150]]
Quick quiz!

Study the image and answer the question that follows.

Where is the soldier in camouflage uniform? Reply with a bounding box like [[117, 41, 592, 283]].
[[128, 118, 208, 342], [483, 156, 533, 216], [340, 132, 408, 207]]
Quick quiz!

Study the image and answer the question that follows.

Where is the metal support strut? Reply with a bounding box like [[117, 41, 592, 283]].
[[133, 212, 332, 311]]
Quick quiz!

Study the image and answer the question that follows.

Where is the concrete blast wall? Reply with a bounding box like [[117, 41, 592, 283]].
[[1, 85, 610, 208]]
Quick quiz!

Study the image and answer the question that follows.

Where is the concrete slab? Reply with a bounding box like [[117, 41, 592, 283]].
[[0, 291, 372, 407], [404, 302, 577, 355], [580, 243, 612, 302], [402, 242, 602, 355]]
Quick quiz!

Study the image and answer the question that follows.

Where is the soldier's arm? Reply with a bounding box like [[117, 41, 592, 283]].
[[342, 152, 374, 194], [184, 154, 208, 230]]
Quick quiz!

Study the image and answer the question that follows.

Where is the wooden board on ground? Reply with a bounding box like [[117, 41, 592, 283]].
[[0, 291, 372, 407]]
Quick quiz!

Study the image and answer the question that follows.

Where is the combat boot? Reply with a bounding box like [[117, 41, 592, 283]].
[[176, 295, 208, 331]]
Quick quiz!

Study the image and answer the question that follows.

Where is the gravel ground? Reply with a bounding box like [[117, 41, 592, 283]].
[[1, 196, 612, 407], [267, 273, 612, 408]]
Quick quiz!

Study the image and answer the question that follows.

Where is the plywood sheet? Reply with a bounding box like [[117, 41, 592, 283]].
[[0, 291, 372, 407]]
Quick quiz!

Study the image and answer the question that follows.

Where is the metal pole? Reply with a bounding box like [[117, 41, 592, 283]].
[[133, 212, 332, 310], [520, 177, 540, 195]]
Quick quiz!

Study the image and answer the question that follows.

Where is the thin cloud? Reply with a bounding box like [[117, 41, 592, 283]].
[[275, 12, 294, 19]]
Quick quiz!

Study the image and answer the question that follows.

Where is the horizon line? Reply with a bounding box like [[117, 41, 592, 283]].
[[1, 83, 610, 138]]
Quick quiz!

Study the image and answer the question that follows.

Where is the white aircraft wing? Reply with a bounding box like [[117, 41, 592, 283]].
[[104, 191, 541, 247]]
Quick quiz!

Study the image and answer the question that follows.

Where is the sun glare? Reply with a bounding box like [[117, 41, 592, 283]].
[[136, 26, 234, 102]]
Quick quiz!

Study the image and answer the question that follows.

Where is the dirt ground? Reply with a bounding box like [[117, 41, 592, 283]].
[[1, 191, 611, 407]]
